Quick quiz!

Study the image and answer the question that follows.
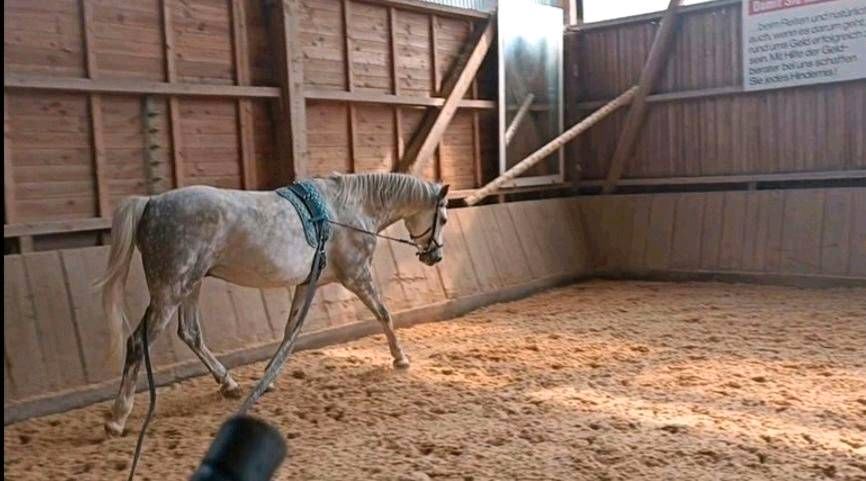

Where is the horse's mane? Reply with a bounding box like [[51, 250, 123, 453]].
[[325, 172, 440, 210]]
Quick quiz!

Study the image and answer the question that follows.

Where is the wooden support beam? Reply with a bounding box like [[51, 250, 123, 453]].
[[389, 7, 402, 170], [356, 0, 489, 19], [504, 93, 535, 146], [465, 87, 637, 205], [232, 0, 257, 190], [601, 0, 682, 194], [267, 0, 309, 180], [575, 84, 743, 110], [4, 218, 113, 238], [304, 89, 494, 108], [141, 96, 164, 194], [398, 15, 495, 175], [579, 169, 866, 187], [342, 0, 357, 172], [81, 0, 110, 223], [161, 0, 185, 188], [3, 74, 281, 98]]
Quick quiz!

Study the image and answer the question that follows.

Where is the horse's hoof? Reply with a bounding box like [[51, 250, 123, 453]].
[[393, 357, 411, 370], [104, 420, 125, 438], [219, 380, 242, 399]]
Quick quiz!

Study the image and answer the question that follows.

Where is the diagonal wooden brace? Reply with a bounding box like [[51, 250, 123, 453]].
[[397, 15, 495, 175]]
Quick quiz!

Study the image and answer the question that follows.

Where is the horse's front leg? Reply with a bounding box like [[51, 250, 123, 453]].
[[342, 266, 410, 369]]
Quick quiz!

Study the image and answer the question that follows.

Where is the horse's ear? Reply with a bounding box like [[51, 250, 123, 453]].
[[439, 184, 450, 200]]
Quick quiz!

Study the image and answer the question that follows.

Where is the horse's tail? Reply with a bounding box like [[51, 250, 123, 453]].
[[94, 196, 149, 363]]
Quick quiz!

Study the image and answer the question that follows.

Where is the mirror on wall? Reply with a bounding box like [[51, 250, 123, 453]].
[[498, 0, 564, 186]]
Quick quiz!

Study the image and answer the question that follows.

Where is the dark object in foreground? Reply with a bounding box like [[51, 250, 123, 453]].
[[190, 416, 287, 481]]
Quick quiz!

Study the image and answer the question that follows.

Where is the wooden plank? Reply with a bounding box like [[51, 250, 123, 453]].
[[669, 192, 706, 270], [88, 97, 111, 217], [59, 248, 118, 383], [260, 287, 292, 341], [227, 285, 272, 344], [644, 194, 677, 270], [198, 278, 242, 353], [4, 93, 33, 251], [4, 256, 51, 399], [849, 188, 866, 277], [580, 169, 866, 187], [22, 252, 87, 390], [4, 218, 112, 238], [162, 0, 184, 188], [628, 195, 652, 270], [398, 15, 494, 174], [453, 208, 502, 291], [473, 204, 532, 285], [3, 74, 281, 98], [506, 202, 552, 279], [388, 223, 447, 305], [435, 207, 481, 298], [718, 191, 747, 271], [700, 192, 724, 270], [781, 189, 825, 275], [357, 0, 489, 19], [232, 0, 256, 189], [820, 189, 853, 276], [740, 191, 766, 272], [304, 89, 495, 108], [603, 0, 682, 194], [763, 190, 786, 273]]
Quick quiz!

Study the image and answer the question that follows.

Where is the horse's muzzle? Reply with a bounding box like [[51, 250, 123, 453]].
[[419, 250, 442, 266]]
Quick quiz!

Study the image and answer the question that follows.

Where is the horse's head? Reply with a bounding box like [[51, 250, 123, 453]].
[[404, 184, 449, 266]]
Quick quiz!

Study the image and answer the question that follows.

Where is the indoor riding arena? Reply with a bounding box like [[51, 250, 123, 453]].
[[4, 1, 865, 481]]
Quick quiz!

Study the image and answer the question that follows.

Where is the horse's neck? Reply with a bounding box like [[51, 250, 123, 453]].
[[319, 176, 431, 232]]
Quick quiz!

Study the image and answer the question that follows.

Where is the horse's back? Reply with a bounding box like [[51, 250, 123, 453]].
[[137, 185, 316, 290]]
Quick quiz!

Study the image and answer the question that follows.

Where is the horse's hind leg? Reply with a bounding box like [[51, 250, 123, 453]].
[[104, 301, 178, 437], [176, 283, 240, 398]]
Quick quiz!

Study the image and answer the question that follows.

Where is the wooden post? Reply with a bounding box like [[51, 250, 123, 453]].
[[470, 19, 482, 188], [342, 0, 357, 173], [141, 96, 163, 195], [232, 0, 257, 189], [388, 7, 403, 169], [465, 86, 637, 206], [161, 0, 185, 188], [267, 0, 309, 181], [80, 0, 110, 221], [504, 93, 534, 146], [398, 15, 495, 175], [602, 0, 682, 194]]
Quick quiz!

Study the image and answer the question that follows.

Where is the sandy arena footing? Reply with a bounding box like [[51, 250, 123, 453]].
[[4, 280, 866, 481]]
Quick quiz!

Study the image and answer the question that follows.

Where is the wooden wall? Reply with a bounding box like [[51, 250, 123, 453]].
[[578, 187, 866, 279], [4, 0, 496, 252], [4, 0, 278, 251], [4, 197, 591, 422], [565, 0, 866, 182], [300, 0, 492, 188]]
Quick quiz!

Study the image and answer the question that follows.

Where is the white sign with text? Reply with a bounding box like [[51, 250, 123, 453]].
[[742, 0, 866, 91]]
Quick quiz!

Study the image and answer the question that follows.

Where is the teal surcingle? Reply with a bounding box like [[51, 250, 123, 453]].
[[275, 180, 333, 249]]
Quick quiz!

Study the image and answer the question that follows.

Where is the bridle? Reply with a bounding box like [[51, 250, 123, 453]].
[[408, 200, 445, 257], [324, 199, 445, 257]]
